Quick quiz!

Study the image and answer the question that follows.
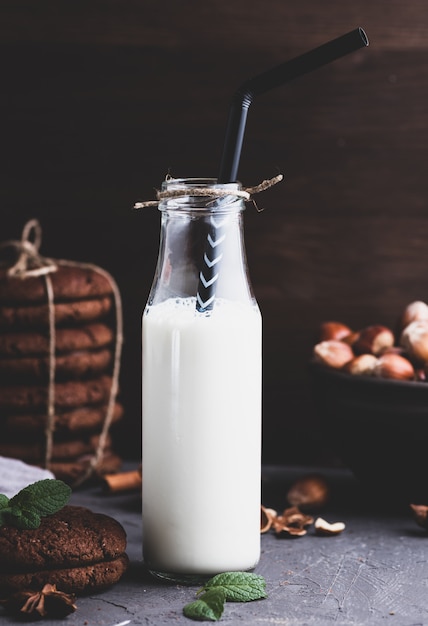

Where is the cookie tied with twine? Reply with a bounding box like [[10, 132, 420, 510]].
[[0, 220, 123, 487]]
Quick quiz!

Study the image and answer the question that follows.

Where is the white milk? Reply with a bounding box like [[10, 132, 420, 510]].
[[142, 296, 262, 576]]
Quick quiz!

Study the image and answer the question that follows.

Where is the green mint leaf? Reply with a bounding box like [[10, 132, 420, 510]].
[[183, 589, 226, 621], [10, 508, 42, 530], [0, 494, 9, 510], [202, 572, 267, 602], [0, 479, 71, 529], [0, 505, 41, 530], [9, 479, 71, 517], [9, 505, 23, 519], [0, 508, 11, 527]]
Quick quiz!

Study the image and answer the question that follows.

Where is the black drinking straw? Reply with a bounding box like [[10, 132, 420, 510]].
[[219, 27, 368, 183], [195, 27, 369, 312]]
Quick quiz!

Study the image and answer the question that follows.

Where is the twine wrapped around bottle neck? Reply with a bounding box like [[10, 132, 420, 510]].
[[133, 174, 283, 209], [0, 220, 123, 487]]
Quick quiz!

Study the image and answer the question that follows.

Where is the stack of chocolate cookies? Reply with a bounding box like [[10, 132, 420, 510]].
[[0, 505, 129, 595], [0, 264, 123, 484]]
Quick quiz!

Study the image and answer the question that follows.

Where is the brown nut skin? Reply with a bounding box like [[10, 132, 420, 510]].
[[400, 320, 428, 364], [353, 325, 395, 356], [373, 352, 415, 381], [313, 340, 354, 369], [400, 300, 428, 331], [378, 345, 407, 357], [343, 354, 378, 376], [341, 330, 360, 347], [287, 474, 329, 510], [419, 366, 428, 381], [319, 321, 352, 342], [410, 504, 428, 529]]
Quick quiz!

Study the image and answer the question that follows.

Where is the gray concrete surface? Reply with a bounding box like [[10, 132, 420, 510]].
[[2, 465, 427, 625]]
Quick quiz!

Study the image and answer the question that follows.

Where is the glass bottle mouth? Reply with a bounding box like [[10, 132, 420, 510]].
[[159, 178, 244, 212], [161, 177, 242, 191]]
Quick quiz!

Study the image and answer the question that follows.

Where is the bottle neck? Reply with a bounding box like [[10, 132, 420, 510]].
[[147, 178, 256, 310]]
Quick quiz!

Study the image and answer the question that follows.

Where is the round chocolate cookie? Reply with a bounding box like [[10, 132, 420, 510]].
[[0, 295, 113, 329], [0, 434, 112, 464], [49, 450, 123, 484], [0, 505, 128, 594], [0, 556, 129, 596], [0, 402, 124, 435], [0, 265, 114, 305], [0, 323, 114, 357], [0, 375, 114, 411], [0, 348, 113, 381]]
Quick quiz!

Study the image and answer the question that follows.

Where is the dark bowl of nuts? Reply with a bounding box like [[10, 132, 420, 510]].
[[309, 301, 428, 509]]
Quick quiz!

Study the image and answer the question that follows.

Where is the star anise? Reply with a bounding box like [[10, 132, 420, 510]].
[[0, 583, 77, 619]]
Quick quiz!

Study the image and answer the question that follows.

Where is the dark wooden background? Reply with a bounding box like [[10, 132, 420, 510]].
[[1, 1, 428, 465]]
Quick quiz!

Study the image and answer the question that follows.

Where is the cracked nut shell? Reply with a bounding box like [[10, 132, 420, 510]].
[[314, 517, 345, 536]]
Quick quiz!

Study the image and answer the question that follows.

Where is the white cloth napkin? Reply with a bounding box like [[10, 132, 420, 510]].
[[0, 456, 55, 498]]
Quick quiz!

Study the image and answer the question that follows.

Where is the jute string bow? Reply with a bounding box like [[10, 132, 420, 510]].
[[0, 220, 123, 487], [133, 174, 283, 209]]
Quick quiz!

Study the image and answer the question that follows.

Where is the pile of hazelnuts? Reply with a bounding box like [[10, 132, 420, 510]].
[[313, 300, 428, 381]]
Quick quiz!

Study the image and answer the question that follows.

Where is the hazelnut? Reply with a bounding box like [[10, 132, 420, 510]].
[[418, 366, 427, 381], [353, 325, 395, 356], [313, 340, 354, 369], [319, 321, 352, 342], [343, 354, 378, 376], [314, 517, 345, 536], [400, 300, 428, 330], [373, 352, 415, 380], [410, 504, 428, 529], [287, 474, 329, 509], [378, 345, 406, 357], [341, 330, 360, 347], [400, 320, 428, 363]]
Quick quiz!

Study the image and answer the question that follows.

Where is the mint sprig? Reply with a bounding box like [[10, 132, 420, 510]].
[[201, 571, 267, 602], [183, 572, 267, 621], [183, 588, 226, 622], [0, 479, 72, 530]]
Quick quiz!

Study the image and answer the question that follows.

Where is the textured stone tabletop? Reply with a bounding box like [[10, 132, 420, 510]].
[[2, 464, 428, 626]]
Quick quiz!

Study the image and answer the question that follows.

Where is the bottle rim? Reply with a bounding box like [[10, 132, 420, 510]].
[[161, 177, 242, 191], [159, 178, 244, 212]]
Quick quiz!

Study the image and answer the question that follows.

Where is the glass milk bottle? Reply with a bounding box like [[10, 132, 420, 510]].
[[142, 178, 262, 583]]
